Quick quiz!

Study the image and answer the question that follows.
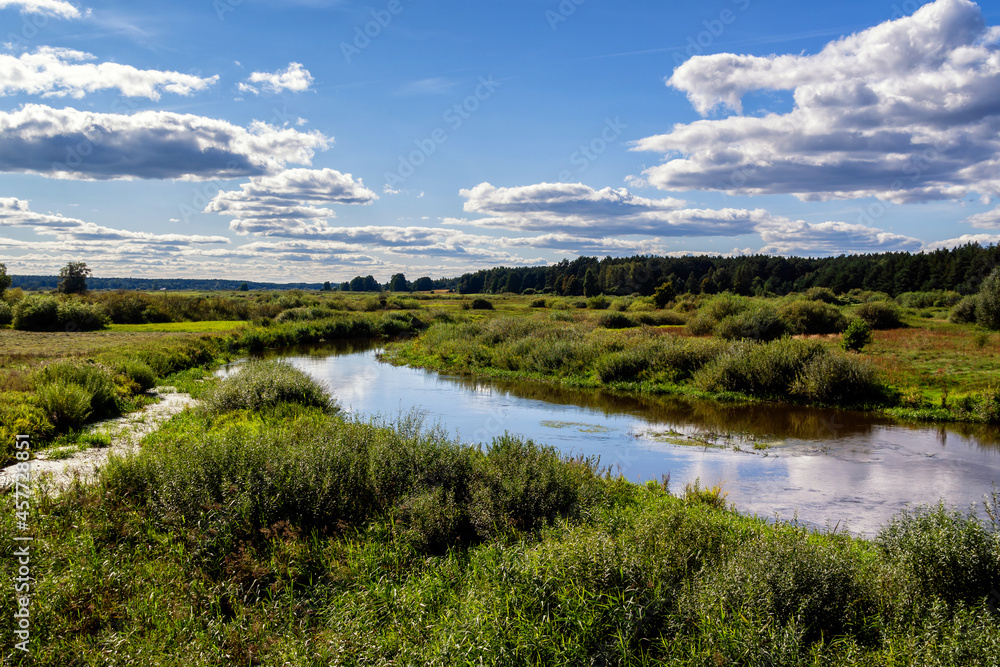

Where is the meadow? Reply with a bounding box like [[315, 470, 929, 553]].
[[2, 286, 1000, 664]]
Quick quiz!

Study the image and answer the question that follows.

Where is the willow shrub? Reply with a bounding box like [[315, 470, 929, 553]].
[[202, 358, 339, 415]]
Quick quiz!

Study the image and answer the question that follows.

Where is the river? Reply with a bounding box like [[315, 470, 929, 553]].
[[222, 339, 1000, 536]]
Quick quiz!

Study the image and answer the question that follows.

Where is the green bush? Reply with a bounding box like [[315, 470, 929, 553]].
[[12, 295, 59, 330], [594, 350, 648, 383], [586, 295, 609, 310], [0, 396, 54, 462], [529, 298, 547, 308], [975, 267, 1000, 330], [841, 319, 873, 352], [36, 381, 93, 431], [791, 352, 887, 404], [469, 434, 595, 539], [470, 298, 494, 310], [35, 361, 119, 418], [855, 301, 902, 329], [778, 300, 847, 334], [110, 359, 158, 393], [597, 312, 636, 329], [714, 306, 788, 341], [694, 338, 824, 398], [877, 503, 1000, 606], [56, 299, 107, 331], [0, 300, 11, 325], [803, 286, 840, 303], [950, 296, 979, 324], [202, 359, 338, 414]]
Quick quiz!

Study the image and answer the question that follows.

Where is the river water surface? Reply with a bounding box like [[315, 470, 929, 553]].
[[226, 340, 1000, 536]]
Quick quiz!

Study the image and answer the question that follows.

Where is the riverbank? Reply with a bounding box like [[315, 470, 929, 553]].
[[2, 359, 998, 664]]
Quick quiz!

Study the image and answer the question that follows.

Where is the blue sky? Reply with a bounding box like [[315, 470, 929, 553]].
[[1, 0, 1000, 282]]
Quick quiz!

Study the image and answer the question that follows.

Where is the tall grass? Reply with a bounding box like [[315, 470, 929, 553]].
[[202, 359, 339, 414]]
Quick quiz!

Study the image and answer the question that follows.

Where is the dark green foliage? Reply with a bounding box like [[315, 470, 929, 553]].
[[841, 319, 874, 352], [583, 268, 599, 298], [0, 261, 10, 297], [529, 297, 547, 308], [0, 300, 11, 325], [791, 352, 888, 404], [11, 295, 105, 331], [56, 299, 107, 331], [470, 298, 493, 310], [594, 350, 649, 383], [653, 280, 676, 308], [469, 434, 594, 539], [389, 273, 409, 292], [951, 295, 980, 323], [714, 306, 788, 341], [694, 338, 825, 398], [896, 290, 963, 308], [598, 312, 637, 329], [804, 286, 840, 303], [855, 301, 903, 329], [778, 299, 848, 334], [586, 295, 609, 310], [976, 267, 1000, 330], [202, 359, 339, 414], [877, 503, 1000, 607], [0, 398, 53, 462], [57, 261, 91, 294]]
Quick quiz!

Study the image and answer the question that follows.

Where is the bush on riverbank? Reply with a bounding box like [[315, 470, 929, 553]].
[[203, 359, 339, 415], [9, 406, 1000, 663]]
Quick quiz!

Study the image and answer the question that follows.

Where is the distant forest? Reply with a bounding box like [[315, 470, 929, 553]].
[[10, 242, 1000, 297]]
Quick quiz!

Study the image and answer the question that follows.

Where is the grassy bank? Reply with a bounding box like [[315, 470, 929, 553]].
[[3, 361, 999, 664], [384, 293, 1000, 425]]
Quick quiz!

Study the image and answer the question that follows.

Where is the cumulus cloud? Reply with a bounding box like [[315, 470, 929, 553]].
[[457, 181, 769, 236], [0, 197, 230, 245], [757, 218, 922, 255], [206, 168, 377, 234], [238, 62, 313, 95], [0, 47, 218, 99], [925, 232, 1000, 249], [634, 0, 1000, 203], [0, 104, 329, 180], [0, 0, 80, 18], [963, 206, 1000, 228]]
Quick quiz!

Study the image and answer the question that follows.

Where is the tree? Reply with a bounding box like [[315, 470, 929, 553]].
[[237, 282, 249, 291], [583, 269, 599, 297], [388, 273, 409, 292], [653, 280, 675, 309], [976, 266, 1000, 330], [0, 262, 10, 297], [413, 276, 434, 291], [321, 281, 333, 291], [57, 262, 91, 295], [841, 319, 873, 352]]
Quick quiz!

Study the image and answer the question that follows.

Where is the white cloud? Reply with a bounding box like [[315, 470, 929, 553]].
[[925, 232, 1000, 249], [0, 104, 330, 180], [238, 62, 313, 95], [634, 0, 1000, 204], [756, 218, 922, 255], [206, 168, 377, 234], [963, 206, 1000, 228], [0, 47, 218, 99], [0, 0, 80, 19]]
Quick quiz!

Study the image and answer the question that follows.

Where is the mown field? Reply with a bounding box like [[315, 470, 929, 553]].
[[2, 286, 1000, 664]]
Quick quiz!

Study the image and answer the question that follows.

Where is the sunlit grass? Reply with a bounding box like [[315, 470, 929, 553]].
[[107, 321, 248, 333]]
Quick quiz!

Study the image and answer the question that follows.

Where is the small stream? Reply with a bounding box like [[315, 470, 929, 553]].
[[222, 339, 1000, 536]]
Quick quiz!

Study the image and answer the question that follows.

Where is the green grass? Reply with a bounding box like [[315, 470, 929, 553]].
[[3, 407, 999, 664], [107, 321, 249, 333]]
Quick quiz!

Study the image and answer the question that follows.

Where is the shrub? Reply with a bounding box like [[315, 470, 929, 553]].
[[0, 300, 11, 325], [0, 398, 54, 462], [202, 359, 338, 414], [778, 300, 847, 334], [693, 338, 824, 398], [877, 503, 1000, 606], [36, 381, 93, 431], [855, 301, 902, 329], [803, 286, 839, 303], [57, 299, 107, 331], [791, 352, 887, 404], [594, 350, 648, 383], [469, 434, 594, 539], [597, 312, 636, 329], [976, 267, 1000, 331], [529, 298, 547, 308], [633, 311, 686, 326], [586, 295, 609, 310], [470, 298, 494, 310], [111, 359, 158, 393], [950, 295, 979, 324], [399, 488, 470, 554], [12, 295, 59, 330], [714, 306, 788, 341], [35, 361, 119, 418], [841, 319, 873, 352]]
